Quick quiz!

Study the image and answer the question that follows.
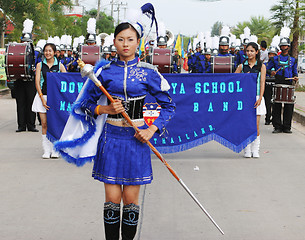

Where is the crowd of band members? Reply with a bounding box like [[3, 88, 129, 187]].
[[185, 36, 298, 133], [12, 29, 298, 134]]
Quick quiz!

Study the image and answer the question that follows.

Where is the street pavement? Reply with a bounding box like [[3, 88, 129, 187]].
[[1, 82, 305, 240]]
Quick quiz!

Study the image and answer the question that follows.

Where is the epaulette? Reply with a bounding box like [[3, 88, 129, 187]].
[[137, 61, 156, 70]]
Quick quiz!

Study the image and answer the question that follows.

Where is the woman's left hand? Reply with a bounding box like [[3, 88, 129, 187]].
[[134, 126, 157, 143], [254, 97, 262, 108]]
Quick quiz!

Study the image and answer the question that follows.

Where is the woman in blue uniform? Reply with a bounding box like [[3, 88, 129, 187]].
[[32, 43, 66, 158], [78, 22, 175, 239], [235, 42, 266, 158]]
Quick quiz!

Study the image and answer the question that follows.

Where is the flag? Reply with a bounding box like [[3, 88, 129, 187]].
[[181, 35, 185, 58], [139, 38, 145, 56], [187, 38, 192, 53], [175, 34, 182, 57]]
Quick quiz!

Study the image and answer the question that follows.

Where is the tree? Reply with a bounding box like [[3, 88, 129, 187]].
[[270, 0, 305, 58], [231, 16, 276, 45], [0, 0, 114, 46], [211, 21, 223, 37]]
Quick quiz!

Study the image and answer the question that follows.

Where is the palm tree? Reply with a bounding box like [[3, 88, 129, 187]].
[[231, 16, 275, 45], [270, 0, 305, 58]]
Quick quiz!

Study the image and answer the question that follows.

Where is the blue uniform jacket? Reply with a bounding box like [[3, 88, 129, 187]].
[[80, 57, 176, 133], [266, 54, 298, 80], [236, 50, 247, 66]]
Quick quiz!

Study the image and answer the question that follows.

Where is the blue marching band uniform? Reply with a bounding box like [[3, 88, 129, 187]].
[[266, 38, 298, 133]]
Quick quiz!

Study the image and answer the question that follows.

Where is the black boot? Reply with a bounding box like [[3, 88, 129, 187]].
[[121, 203, 139, 240], [104, 202, 121, 240]]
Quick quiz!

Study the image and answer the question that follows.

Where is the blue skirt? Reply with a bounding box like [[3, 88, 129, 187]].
[[92, 123, 153, 185]]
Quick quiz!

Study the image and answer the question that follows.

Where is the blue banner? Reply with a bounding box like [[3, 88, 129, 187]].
[[47, 72, 257, 154]]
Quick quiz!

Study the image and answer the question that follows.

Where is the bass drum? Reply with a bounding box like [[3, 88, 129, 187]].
[[79, 45, 101, 66], [151, 48, 172, 73], [5, 42, 35, 81], [211, 56, 235, 73]]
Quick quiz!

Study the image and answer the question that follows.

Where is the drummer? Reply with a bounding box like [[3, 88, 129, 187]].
[[85, 33, 97, 46], [267, 33, 298, 133], [264, 46, 277, 125], [157, 36, 168, 49], [13, 19, 38, 133], [218, 36, 231, 56]]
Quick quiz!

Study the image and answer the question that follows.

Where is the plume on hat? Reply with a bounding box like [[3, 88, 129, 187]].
[[280, 26, 291, 38], [47, 37, 54, 44], [73, 37, 79, 48], [205, 36, 212, 49], [60, 35, 68, 45], [87, 18, 96, 34], [104, 34, 114, 47], [22, 19, 34, 33], [271, 35, 280, 47], [78, 35, 85, 44], [243, 27, 251, 39], [54, 36, 61, 46], [249, 35, 258, 44], [221, 26, 230, 37], [211, 36, 219, 49], [36, 39, 46, 49], [235, 38, 241, 47], [66, 35, 72, 46], [158, 21, 166, 37]]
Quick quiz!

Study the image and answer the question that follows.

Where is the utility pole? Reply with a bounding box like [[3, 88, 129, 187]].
[[110, 0, 115, 18], [96, 0, 101, 34], [113, 1, 127, 25]]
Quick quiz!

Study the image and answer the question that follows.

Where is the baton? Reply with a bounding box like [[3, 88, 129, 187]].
[[77, 59, 225, 235]]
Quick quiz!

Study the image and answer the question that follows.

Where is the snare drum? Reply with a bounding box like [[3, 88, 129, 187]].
[[79, 45, 101, 66], [272, 84, 296, 104], [5, 42, 35, 81], [211, 56, 235, 73], [151, 48, 172, 73]]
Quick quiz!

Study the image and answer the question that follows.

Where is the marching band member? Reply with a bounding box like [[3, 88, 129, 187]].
[[14, 19, 38, 133], [191, 42, 202, 73], [203, 48, 212, 73], [218, 26, 231, 56], [267, 27, 298, 133], [264, 44, 278, 125], [235, 41, 266, 158], [172, 49, 181, 73], [32, 43, 66, 158], [85, 18, 97, 46], [236, 27, 251, 65], [109, 45, 117, 61], [55, 3, 175, 239]]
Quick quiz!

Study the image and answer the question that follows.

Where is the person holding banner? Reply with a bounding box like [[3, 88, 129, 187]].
[[32, 43, 66, 159], [235, 42, 266, 158]]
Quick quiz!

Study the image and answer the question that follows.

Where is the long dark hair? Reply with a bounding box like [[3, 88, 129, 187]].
[[114, 22, 140, 39], [43, 43, 56, 54], [245, 42, 262, 71]]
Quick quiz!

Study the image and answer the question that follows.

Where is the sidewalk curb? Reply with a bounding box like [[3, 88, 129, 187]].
[[0, 88, 10, 96], [293, 104, 305, 127]]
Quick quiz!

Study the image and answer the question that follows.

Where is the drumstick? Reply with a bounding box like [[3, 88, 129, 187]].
[[285, 77, 299, 80], [274, 67, 283, 74]]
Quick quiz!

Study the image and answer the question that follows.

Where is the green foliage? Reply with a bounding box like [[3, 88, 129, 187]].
[[211, 21, 223, 37], [231, 16, 275, 44], [0, 0, 114, 45], [270, 0, 296, 34]]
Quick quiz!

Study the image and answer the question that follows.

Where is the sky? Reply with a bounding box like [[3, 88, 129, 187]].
[[79, 0, 280, 35]]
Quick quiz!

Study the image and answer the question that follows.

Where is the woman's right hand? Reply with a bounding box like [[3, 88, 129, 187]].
[[41, 97, 50, 110], [105, 99, 125, 115]]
